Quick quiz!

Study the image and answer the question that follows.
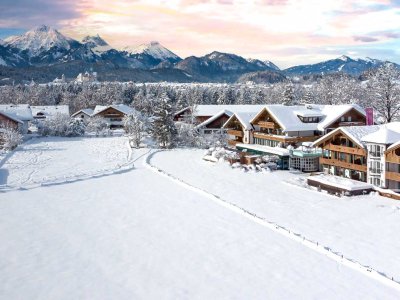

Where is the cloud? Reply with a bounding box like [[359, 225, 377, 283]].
[[0, 0, 399, 67], [353, 35, 380, 42]]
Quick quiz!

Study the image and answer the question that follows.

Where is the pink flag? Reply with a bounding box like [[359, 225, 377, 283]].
[[365, 107, 374, 125]]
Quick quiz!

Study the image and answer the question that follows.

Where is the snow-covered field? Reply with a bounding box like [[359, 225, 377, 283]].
[[151, 149, 400, 282], [0, 136, 132, 189], [0, 139, 400, 299]]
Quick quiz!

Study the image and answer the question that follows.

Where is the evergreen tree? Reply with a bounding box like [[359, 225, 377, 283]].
[[151, 95, 177, 148]]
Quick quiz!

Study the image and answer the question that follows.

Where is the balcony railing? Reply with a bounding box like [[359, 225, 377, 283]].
[[258, 121, 276, 129], [386, 171, 400, 182], [320, 157, 367, 172], [338, 121, 365, 127], [227, 129, 244, 137], [325, 144, 366, 156], [227, 139, 241, 147]]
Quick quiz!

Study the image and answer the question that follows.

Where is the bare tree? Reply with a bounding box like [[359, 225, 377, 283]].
[[367, 63, 400, 123]]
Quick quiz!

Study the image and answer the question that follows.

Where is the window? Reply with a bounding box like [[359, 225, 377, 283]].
[[348, 116, 352, 122], [341, 116, 345, 122]]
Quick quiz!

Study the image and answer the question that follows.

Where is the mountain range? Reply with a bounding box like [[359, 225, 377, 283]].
[[0, 25, 397, 84]]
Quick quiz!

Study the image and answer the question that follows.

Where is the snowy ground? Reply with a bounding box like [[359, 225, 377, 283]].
[[0, 136, 132, 189], [0, 140, 400, 299], [151, 149, 400, 282]]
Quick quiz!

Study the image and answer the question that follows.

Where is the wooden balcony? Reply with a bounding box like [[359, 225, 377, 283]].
[[325, 144, 366, 156], [320, 157, 367, 172], [227, 129, 244, 137], [253, 132, 319, 143], [386, 171, 400, 182], [386, 152, 400, 164], [258, 121, 277, 129], [227, 139, 241, 147], [338, 121, 365, 127]]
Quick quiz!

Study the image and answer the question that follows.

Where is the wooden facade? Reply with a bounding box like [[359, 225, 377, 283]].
[[384, 144, 400, 190], [224, 115, 245, 145], [0, 113, 20, 130], [314, 129, 368, 181], [326, 108, 366, 129], [173, 108, 212, 124], [204, 113, 230, 129]]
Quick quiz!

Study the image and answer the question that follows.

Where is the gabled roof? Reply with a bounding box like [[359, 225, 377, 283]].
[[223, 111, 260, 130], [0, 104, 33, 121], [92, 104, 135, 116], [195, 110, 233, 129], [175, 105, 265, 117], [71, 108, 94, 117], [0, 111, 24, 124], [250, 104, 366, 132], [361, 123, 400, 144], [313, 125, 382, 149], [31, 105, 70, 117]]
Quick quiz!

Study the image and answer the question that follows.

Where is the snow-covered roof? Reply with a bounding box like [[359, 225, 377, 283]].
[[31, 105, 70, 118], [313, 125, 383, 148], [236, 143, 290, 156], [223, 111, 261, 130], [196, 110, 233, 129], [0, 104, 33, 121], [251, 104, 365, 132], [0, 111, 24, 124], [176, 105, 265, 117], [71, 108, 94, 117], [308, 174, 373, 191], [361, 122, 400, 144], [92, 104, 135, 116]]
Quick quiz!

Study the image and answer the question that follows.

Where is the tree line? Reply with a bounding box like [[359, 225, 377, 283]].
[[0, 62, 399, 122]]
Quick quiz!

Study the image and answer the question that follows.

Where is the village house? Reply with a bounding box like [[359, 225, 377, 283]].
[[0, 111, 24, 131], [92, 104, 135, 128], [0, 104, 33, 134], [71, 109, 94, 121], [312, 123, 400, 195], [30, 105, 70, 120]]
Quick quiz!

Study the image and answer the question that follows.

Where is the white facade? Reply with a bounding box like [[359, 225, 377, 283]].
[[365, 143, 386, 188]]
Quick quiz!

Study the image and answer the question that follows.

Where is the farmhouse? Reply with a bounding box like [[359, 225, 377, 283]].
[[92, 104, 135, 128], [0, 104, 33, 133], [31, 105, 70, 120], [71, 108, 94, 120]]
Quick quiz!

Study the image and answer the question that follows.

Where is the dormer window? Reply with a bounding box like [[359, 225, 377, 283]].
[[297, 115, 319, 123]]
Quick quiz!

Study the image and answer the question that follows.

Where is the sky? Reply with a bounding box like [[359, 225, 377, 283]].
[[0, 0, 399, 68]]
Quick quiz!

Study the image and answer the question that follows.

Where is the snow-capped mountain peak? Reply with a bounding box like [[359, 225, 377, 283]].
[[82, 34, 109, 47], [82, 34, 112, 55], [124, 41, 180, 61], [338, 55, 351, 62], [4, 25, 74, 57]]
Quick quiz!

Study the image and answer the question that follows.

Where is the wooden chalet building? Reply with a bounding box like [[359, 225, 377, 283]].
[[92, 104, 135, 128], [384, 141, 400, 192], [195, 110, 233, 135], [250, 104, 366, 148], [223, 104, 366, 170], [223, 111, 260, 147], [174, 105, 264, 125], [313, 123, 400, 195]]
